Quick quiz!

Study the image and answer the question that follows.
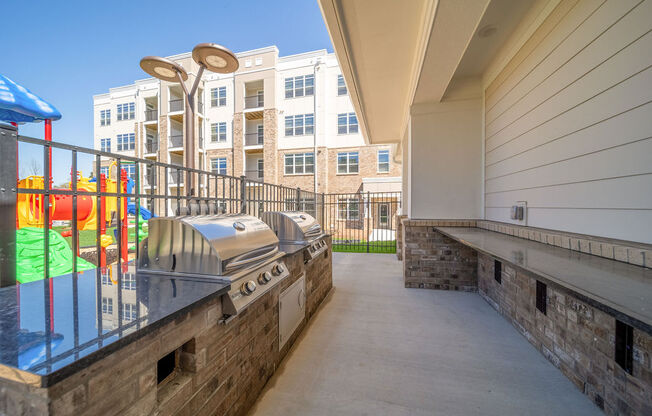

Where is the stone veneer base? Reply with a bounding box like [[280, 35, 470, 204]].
[[478, 252, 651, 415], [0, 237, 333, 416]]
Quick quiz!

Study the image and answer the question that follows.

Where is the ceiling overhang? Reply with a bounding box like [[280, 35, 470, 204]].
[[318, 0, 544, 153]]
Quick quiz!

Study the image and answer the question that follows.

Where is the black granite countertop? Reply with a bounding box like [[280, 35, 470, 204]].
[[0, 262, 229, 387], [435, 227, 652, 332]]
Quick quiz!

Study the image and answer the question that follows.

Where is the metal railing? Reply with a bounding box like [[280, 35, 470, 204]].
[[145, 141, 158, 154], [244, 95, 264, 109], [323, 192, 402, 253], [245, 132, 264, 146], [245, 169, 264, 180], [144, 109, 158, 122], [1, 129, 325, 285], [169, 99, 183, 112], [169, 135, 183, 148]]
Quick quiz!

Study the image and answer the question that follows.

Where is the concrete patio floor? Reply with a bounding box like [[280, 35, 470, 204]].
[[249, 253, 599, 416]]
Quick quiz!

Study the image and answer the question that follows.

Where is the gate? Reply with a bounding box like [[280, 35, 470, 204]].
[[322, 192, 401, 253]]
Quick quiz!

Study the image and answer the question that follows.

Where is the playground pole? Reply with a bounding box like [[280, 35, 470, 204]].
[[99, 175, 107, 267], [120, 169, 128, 263], [45, 119, 52, 229]]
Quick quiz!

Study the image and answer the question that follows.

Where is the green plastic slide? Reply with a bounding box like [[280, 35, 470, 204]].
[[17, 227, 96, 283]]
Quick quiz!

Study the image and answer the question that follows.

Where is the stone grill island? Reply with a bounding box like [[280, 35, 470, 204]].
[[0, 235, 332, 415]]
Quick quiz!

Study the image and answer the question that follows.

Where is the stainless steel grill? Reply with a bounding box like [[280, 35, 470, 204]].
[[261, 211, 327, 262], [138, 213, 289, 317]]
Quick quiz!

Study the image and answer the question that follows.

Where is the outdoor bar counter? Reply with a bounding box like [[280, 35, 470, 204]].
[[431, 226, 652, 414], [0, 237, 332, 416]]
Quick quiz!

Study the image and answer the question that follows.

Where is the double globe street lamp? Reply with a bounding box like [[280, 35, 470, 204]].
[[140, 43, 239, 196]]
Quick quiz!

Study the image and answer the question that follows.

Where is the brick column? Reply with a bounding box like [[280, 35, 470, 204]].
[[402, 220, 478, 291], [263, 109, 278, 184], [232, 113, 244, 177]]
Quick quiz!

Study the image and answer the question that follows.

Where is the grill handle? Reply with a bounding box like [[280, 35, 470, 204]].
[[224, 246, 279, 271]]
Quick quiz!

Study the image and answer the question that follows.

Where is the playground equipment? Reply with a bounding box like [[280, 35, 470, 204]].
[[16, 227, 95, 284]]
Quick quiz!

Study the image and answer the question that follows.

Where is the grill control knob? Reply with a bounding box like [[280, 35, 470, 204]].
[[272, 264, 284, 276], [258, 271, 272, 285], [241, 280, 256, 296]]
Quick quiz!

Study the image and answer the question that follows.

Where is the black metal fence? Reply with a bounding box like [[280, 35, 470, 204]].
[[323, 192, 401, 253], [0, 127, 321, 286], [0, 125, 401, 286]]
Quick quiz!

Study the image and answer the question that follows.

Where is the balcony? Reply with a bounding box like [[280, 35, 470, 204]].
[[244, 95, 264, 109], [244, 132, 264, 147], [168, 170, 184, 185], [169, 135, 183, 149], [245, 169, 264, 181], [144, 140, 158, 155], [144, 109, 158, 122], [169, 99, 183, 112]]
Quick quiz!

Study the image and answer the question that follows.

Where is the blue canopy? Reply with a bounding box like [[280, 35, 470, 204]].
[[0, 74, 61, 123]]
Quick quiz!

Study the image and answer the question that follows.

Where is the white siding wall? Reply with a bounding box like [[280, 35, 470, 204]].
[[484, 0, 652, 243]]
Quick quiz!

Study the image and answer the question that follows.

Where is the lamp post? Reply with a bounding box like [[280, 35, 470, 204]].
[[140, 43, 239, 196]]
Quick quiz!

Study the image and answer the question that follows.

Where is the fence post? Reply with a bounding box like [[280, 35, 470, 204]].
[[366, 191, 370, 253], [240, 175, 247, 213], [0, 124, 17, 287], [296, 187, 301, 211], [321, 192, 325, 226]]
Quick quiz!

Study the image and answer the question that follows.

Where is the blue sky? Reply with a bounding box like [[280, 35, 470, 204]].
[[3, 0, 332, 160]]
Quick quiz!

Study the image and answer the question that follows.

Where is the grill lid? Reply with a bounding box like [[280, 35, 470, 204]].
[[261, 211, 322, 243], [139, 214, 279, 276]]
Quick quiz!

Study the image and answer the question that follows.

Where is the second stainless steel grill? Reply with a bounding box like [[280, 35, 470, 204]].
[[138, 213, 289, 317], [261, 211, 328, 261]]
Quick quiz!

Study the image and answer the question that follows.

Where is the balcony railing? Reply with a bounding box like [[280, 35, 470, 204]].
[[169, 135, 183, 148], [169, 99, 183, 112], [145, 141, 158, 154], [143, 174, 155, 187], [169, 170, 185, 185], [144, 109, 158, 122], [245, 132, 264, 146], [244, 95, 264, 109], [245, 169, 264, 180]]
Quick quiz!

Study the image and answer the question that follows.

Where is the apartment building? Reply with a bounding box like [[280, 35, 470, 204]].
[[92, 46, 401, 215]]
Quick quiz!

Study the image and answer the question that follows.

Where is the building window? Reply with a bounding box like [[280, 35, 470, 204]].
[[379, 204, 389, 227], [116, 102, 135, 121], [284, 114, 314, 136], [338, 198, 360, 220], [101, 270, 112, 286], [121, 163, 136, 180], [211, 86, 226, 107], [284, 152, 314, 175], [377, 149, 389, 172], [100, 138, 111, 152], [337, 75, 347, 95], [285, 74, 314, 98], [338, 112, 358, 134], [211, 122, 227, 142], [120, 273, 136, 290], [100, 109, 111, 126], [121, 303, 137, 322], [257, 159, 264, 178], [102, 297, 113, 314], [100, 167, 110, 178], [211, 158, 227, 175], [337, 152, 359, 174], [116, 133, 135, 151]]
